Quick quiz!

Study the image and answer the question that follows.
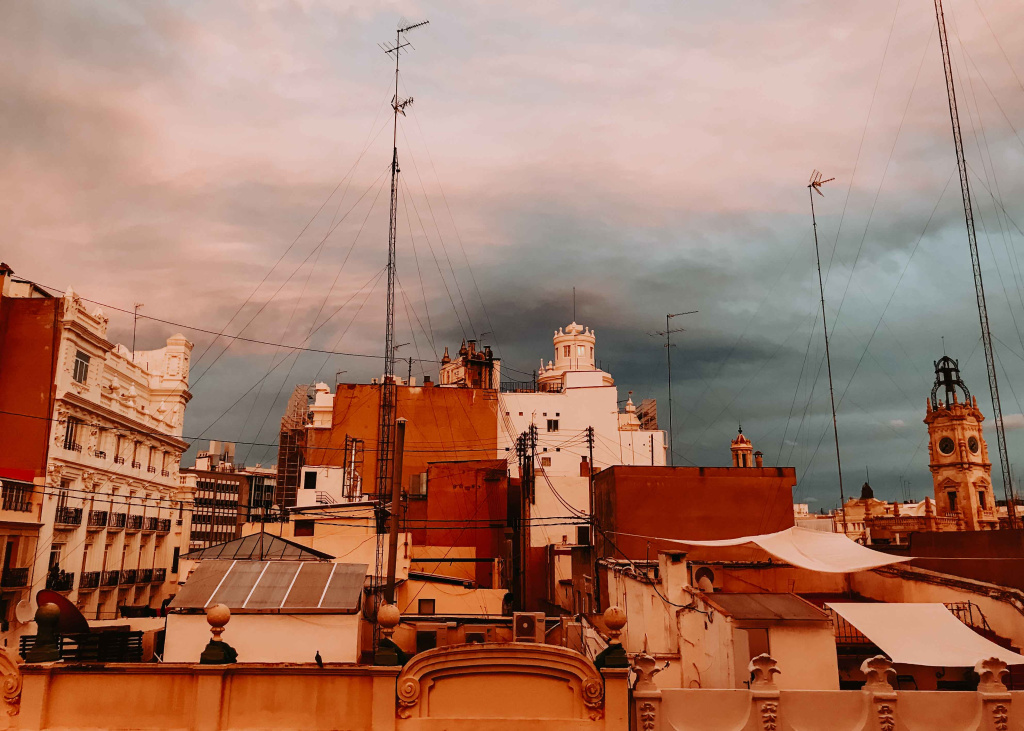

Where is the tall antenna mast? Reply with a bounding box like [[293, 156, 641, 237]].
[[649, 311, 697, 466], [807, 170, 848, 534], [373, 18, 429, 627], [933, 0, 1017, 527]]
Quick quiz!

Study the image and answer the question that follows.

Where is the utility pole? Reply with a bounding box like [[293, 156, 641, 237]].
[[407, 356, 413, 384], [373, 18, 429, 644], [132, 303, 143, 359], [807, 171, 847, 534], [934, 0, 1016, 527], [585, 426, 595, 542], [384, 418, 407, 604], [650, 311, 697, 465]]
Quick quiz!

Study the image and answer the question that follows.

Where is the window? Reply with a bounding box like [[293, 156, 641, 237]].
[[563, 346, 570, 357], [418, 599, 436, 615], [63, 417, 81, 451], [979, 492, 987, 510], [294, 520, 315, 537], [541, 457, 552, 467], [48, 544, 63, 571], [303, 471, 317, 490], [72, 350, 90, 384], [547, 419, 559, 432], [171, 547, 180, 574], [577, 345, 585, 356], [948, 492, 958, 512]]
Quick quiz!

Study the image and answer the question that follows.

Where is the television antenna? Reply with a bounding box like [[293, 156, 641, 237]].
[[806, 170, 847, 534], [648, 310, 697, 466]]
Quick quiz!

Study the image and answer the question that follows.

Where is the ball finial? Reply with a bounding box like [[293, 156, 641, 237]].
[[206, 603, 230, 641], [378, 603, 401, 637], [604, 605, 626, 644]]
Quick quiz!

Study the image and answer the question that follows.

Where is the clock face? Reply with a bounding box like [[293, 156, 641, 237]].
[[938, 437, 955, 455], [968, 436, 980, 454]]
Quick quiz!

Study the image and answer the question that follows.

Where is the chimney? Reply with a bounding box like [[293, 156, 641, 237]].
[[754, 451, 763, 468], [580, 456, 590, 478], [423, 376, 433, 388]]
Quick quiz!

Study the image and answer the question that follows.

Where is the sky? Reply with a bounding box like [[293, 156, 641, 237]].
[[3, 0, 1024, 509]]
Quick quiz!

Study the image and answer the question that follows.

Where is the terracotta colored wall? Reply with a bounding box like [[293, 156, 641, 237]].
[[0, 295, 59, 481], [877, 530, 1024, 592], [593, 465, 796, 559], [406, 460, 508, 587], [306, 385, 499, 496]]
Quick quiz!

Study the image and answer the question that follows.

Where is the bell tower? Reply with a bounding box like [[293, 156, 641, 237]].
[[924, 356, 997, 530], [731, 425, 754, 468]]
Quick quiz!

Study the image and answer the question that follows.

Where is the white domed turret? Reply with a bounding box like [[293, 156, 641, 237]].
[[553, 322, 596, 371]]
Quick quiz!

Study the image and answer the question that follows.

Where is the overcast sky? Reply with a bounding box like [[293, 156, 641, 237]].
[[4, 0, 1024, 508]]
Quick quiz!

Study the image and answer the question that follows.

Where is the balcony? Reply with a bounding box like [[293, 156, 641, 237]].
[[64, 442, 83, 453], [161, 469, 170, 477], [121, 569, 137, 585], [87, 510, 108, 530], [101, 570, 120, 588], [138, 568, 153, 583], [114, 456, 125, 465], [1, 567, 29, 588], [126, 514, 143, 531], [55, 506, 83, 528], [143, 517, 159, 532], [153, 568, 166, 583], [79, 571, 101, 590], [1, 484, 33, 512], [500, 380, 564, 394], [131, 461, 141, 469], [146, 466, 157, 474], [157, 518, 172, 533], [45, 571, 75, 592], [93, 449, 106, 459], [108, 512, 126, 530]]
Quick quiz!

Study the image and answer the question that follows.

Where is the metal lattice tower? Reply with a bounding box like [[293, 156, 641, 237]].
[[934, 0, 1017, 527]]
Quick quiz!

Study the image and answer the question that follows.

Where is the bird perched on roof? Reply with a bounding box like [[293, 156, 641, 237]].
[[314, 650, 323, 668]]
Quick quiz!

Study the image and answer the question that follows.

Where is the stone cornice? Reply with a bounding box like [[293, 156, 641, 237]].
[[61, 392, 188, 451], [63, 318, 114, 352]]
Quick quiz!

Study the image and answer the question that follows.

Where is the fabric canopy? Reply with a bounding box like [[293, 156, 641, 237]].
[[618, 526, 912, 573], [827, 603, 1024, 666]]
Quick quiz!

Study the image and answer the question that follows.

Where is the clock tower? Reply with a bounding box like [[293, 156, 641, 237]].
[[924, 356, 998, 530]]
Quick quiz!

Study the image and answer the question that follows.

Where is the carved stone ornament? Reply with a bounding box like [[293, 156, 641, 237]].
[[860, 655, 896, 691], [395, 643, 605, 721], [975, 657, 1009, 693], [631, 642, 670, 691], [760, 700, 778, 731], [0, 647, 23, 716], [876, 702, 896, 731], [748, 654, 780, 689], [991, 703, 1009, 731], [639, 701, 657, 731]]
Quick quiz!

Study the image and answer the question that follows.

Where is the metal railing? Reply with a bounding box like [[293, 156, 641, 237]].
[[87, 510, 108, 529], [146, 466, 157, 474], [499, 380, 564, 394], [55, 506, 83, 526], [126, 514, 143, 531], [138, 569, 153, 583], [121, 569, 137, 585], [153, 568, 166, 583], [157, 518, 171, 532], [1, 483, 33, 512], [131, 461, 141, 469], [20, 631, 143, 663], [46, 571, 75, 592], [109, 512, 126, 529], [93, 449, 106, 459], [1, 567, 29, 588], [101, 570, 120, 587], [161, 469, 170, 477], [143, 517, 159, 531], [114, 456, 125, 465], [79, 571, 101, 590]]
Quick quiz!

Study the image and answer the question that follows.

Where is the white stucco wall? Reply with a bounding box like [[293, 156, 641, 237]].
[[164, 612, 361, 664]]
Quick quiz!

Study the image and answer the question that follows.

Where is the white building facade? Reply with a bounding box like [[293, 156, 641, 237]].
[[34, 288, 195, 621]]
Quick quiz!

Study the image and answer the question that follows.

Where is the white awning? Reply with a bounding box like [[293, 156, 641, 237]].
[[614, 526, 912, 573], [827, 602, 1024, 666]]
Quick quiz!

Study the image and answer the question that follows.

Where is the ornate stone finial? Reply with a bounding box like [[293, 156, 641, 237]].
[[0, 646, 23, 717], [975, 657, 1009, 693], [604, 605, 626, 645], [24, 604, 61, 663], [860, 655, 896, 691], [199, 604, 237, 664], [630, 638, 669, 692], [378, 603, 400, 640], [748, 654, 780, 689]]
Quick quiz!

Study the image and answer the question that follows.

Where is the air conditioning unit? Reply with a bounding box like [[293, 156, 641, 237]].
[[513, 612, 545, 643]]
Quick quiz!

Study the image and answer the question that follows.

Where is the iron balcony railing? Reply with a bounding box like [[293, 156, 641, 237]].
[[161, 469, 170, 477], [101, 570, 120, 587], [499, 380, 564, 394], [146, 466, 157, 474], [108, 512, 127, 529], [114, 456, 125, 465], [87, 510, 108, 529], [0, 567, 29, 588], [138, 568, 153, 583], [143, 517, 159, 531], [131, 461, 142, 469], [79, 571, 101, 590], [126, 514, 143, 531], [157, 518, 171, 533], [55, 506, 83, 527], [153, 568, 166, 583], [121, 569, 137, 585], [46, 571, 75, 592], [1, 486, 33, 512], [93, 449, 106, 459]]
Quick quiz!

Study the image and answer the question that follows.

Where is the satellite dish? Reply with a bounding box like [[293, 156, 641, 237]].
[[35, 590, 89, 634], [14, 599, 33, 623]]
